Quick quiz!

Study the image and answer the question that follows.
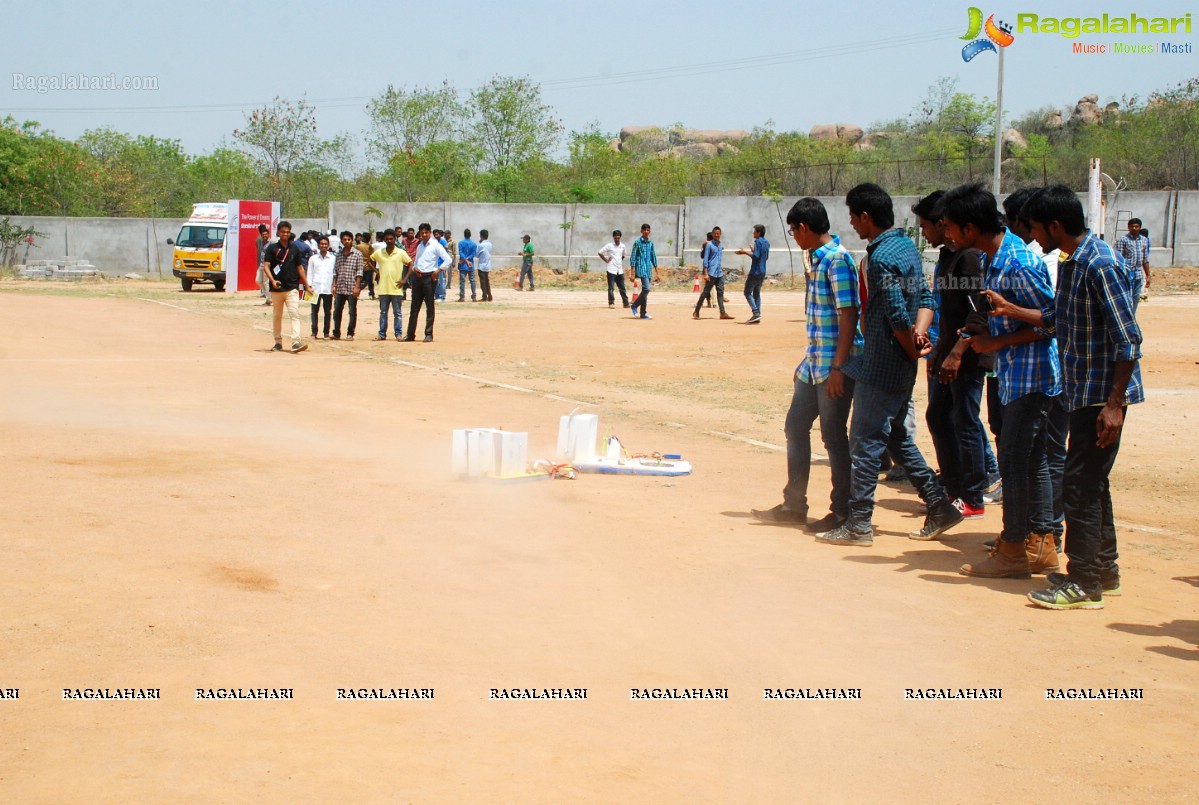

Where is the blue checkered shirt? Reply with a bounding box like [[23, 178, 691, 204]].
[[1042, 233, 1144, 411], [630, 237, 657, 279], [984, 229, 1061, 405], [798, 235, 862, 384], [841, 228, 933, 393], [1114, 232, 1149, 284]]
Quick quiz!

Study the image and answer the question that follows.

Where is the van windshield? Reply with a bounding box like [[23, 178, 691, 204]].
[[176, 226, 225, 249]]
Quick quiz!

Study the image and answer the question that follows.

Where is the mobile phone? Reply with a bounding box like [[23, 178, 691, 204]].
[[969, 293, 994, 314]]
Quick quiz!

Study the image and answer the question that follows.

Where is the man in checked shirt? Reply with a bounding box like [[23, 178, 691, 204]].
[[331, 231, 363, 341], [984, 186, 1144, 610], [938, 184, 1062, 581], [816, 184, 961, 548], [752, 198, 861, 534], [1114, 217, 1151, 308]]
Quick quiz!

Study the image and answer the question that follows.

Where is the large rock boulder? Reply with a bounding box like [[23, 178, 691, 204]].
[[671, 142, 719, 160], [1001, 128, 1028, 155], [619, 125, 657, 141], [809, 124, 864, 143], [1069, 94, 1103, 126], [621, 128, 671, 153], [681, 128, 750, 145], [857, 131, 895, 150], [1045, 109, 1064, 128]]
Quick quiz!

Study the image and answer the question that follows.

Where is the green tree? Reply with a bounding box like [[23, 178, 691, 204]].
[[78, 128, 194, 216], [366, 82, 463, 201], [233, 96, 322, 209], [189, 147, 264, 203], [468, 76, 563, 202]]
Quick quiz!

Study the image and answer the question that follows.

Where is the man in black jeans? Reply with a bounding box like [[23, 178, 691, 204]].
[[404, 223, 452, 342], [987, 186, 1144, 610], [912, 192, 989, 521]]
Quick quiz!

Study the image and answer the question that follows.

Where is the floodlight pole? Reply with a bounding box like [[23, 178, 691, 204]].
[[992, 46, 1005, 196]]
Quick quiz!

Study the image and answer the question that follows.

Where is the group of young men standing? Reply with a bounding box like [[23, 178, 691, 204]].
[[752, 182, 1143, 611], [261, 222, 500, 349], [595, 223, 771, 322]]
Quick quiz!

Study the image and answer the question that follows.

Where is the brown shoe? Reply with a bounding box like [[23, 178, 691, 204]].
[[959, 538, 1032, 578], [692, 312, 701, 319], [1026, 531, 1061, 574], [720, 313, 735, 320]]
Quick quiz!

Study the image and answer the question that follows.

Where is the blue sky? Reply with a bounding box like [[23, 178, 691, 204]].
[[4, 0, 1196, 160]]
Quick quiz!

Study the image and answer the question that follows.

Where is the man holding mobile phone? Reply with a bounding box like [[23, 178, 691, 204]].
[[912, 191, 989, 523], [936, 184, 1060, 581]]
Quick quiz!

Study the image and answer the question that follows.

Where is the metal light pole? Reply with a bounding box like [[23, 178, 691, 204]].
[[992, 47, 1005, 196]]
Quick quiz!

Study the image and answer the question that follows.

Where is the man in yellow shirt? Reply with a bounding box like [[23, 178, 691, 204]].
[[371, 229, 412, 341]]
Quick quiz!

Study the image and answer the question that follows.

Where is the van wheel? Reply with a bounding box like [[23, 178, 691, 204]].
[[181, 278, 194, 291], [213, 279, 225, 292]]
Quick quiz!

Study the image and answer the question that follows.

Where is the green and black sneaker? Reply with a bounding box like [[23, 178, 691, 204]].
[[1047, 571, 1121, 597], [1028, 579, 1104, 610]]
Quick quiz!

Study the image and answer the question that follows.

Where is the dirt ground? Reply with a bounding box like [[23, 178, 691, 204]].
[[0, 274, 1196, 803]]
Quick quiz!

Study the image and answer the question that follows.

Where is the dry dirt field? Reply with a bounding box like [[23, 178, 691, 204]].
[[1, 273, 1196, 803]]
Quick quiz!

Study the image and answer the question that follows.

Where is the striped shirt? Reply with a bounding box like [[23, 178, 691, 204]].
[[798, 235, 862, 384], [841, 228, 933, 393], [333, 248, 364, 295], [1042, 233, 1144, 411], [984, 229, 1061, 405]]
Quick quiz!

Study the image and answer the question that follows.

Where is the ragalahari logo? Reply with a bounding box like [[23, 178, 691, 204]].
[[961, 7, 1015, 61]]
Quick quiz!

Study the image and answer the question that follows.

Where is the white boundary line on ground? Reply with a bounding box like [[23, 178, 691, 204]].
[[136, 297, 198, 313]]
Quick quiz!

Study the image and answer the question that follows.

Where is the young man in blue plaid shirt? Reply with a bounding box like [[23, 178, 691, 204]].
[[818, 184, 961, 547], [936, 184, 1062, 581], [752, 198, 862, 533], [986, 186, 1144, 610], [1114, 217, 1151, 307]]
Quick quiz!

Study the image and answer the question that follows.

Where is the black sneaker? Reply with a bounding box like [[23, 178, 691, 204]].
[[814, 524, 874, 547], [291, 342, 308, 353], [272, 343, 283, 351], [1028, 579, 1104, 610], [908, 503, 964, 541], [750, 504, 806, 525], [1047, 571, 1122, 597], [803, 512, 846, 534]]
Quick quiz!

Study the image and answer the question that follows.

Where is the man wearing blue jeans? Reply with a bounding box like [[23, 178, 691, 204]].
[[456, 229, 478, 301], [988, 185, 1144, 610], [694, 226, 733, 320], [752, 199, 861, 532], [937, 184, 1062, 580], [735, 224, 769, 324], [370, 229, 411, 342], [911, 191, 988, 520], [629, 224, 659, 319], [819, 184, 962, 547]]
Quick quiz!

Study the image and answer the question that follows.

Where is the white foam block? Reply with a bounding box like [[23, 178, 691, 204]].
[[557, 413, 598, 462], [496, 431, 528, 477], [451, 429, 470, 475]]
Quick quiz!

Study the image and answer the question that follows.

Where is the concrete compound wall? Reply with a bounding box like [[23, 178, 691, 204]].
[[6, 216, 327, 277], [6, 192, 1193, 276]]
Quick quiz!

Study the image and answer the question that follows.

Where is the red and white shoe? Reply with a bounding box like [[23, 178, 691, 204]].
[[953, 498, 986, 519]]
